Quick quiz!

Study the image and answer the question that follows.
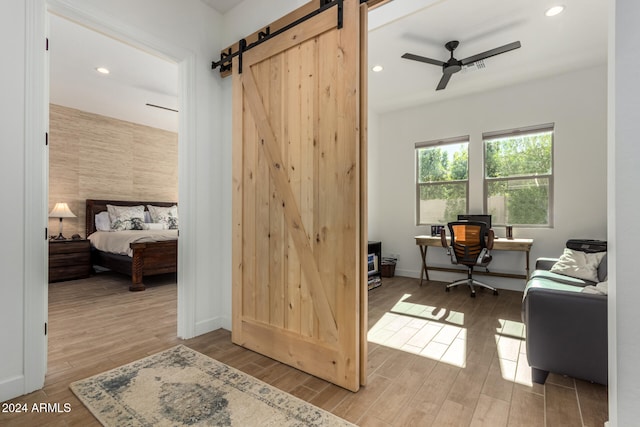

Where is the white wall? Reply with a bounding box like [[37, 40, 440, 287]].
[[609, 1, 640, 424], [369, 64, 608, 291], [0, 0, 227, 401]]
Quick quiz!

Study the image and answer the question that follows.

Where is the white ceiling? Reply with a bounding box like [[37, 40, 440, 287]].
[[199, 0, 242, 14], [49, 13, 179, 132], [48, 0, 608, 133], [368, 0, 607, 113]]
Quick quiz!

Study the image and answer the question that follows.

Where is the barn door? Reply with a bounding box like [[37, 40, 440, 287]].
[[231, 0, 367, 392]]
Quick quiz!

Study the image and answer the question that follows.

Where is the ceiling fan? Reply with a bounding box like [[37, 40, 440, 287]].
[[402, 40, 521, 91]]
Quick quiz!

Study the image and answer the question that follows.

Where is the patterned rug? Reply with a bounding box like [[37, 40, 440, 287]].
[[70, 345, 355, 427]]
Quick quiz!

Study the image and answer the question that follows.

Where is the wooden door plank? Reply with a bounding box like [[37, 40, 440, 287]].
[[284, 45, 303, 335], [254, 60, 272, 325], [335, 0, 361, 388], [300, 38, 320, 339], [241, 69, 339, 344], [242, 88, 258, 322], [268, 54, 286, 329], [231, 56, 245, 341], [316, 28, 340, 346]]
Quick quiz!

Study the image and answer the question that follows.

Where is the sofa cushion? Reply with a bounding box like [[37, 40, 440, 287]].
[[549, 248, 606, 282], [582, 281, 608, 295], [524, 277, 589, 298], [529, 269, 595, 287]]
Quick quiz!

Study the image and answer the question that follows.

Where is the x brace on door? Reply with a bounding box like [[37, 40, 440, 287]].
[[211, 0, 355, 74]]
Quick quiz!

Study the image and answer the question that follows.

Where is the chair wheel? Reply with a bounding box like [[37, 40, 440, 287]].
[[493, 290, 499, 296], [445, 287, 450, 292], [470, 292, 476, 298]]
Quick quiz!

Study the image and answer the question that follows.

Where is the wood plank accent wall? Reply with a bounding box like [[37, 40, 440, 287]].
[[48, 104, 178, 238]]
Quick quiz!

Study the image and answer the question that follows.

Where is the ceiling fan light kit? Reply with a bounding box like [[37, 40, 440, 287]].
[[545, 5, 565, 17], [402, 40, 521, 91]]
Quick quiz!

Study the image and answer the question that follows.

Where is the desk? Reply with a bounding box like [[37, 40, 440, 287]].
[[414, 235, 534, 286]]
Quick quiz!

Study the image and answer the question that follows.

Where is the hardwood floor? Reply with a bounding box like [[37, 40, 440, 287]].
[[1, 273, 608, 426]]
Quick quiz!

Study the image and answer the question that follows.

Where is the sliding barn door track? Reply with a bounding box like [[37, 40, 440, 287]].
[[211, 0, 356, 74]]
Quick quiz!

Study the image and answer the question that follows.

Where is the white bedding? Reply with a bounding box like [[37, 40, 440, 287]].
[[88, 230, 178, 257]]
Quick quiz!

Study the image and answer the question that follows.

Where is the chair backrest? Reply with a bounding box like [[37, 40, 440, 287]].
[[448, 221, 490, 266]]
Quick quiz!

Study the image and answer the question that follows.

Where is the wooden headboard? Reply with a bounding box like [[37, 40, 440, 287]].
[[85, 199, 177, 237]]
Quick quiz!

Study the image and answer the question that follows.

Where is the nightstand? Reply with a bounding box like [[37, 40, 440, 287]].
[[49, 239, 92, 282]]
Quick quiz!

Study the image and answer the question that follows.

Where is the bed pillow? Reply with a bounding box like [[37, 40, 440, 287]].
[[147, 205, 178, 230], [95, 211, 112, 232], [107, 204, 145, 231], [550, 248, 606, 282], [143, 223, 166, 230]]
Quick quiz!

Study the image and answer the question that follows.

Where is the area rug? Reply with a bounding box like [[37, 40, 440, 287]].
[[70, 345, 355, 427]]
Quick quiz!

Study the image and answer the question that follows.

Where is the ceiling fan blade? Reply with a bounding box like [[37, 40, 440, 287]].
[[401, 53, 446, 67], [436, 73, 452, 91], [460, 41, 521, 65]]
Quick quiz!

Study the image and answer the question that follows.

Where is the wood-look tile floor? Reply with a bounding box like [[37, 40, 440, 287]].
[[0, 273, 608, 426]]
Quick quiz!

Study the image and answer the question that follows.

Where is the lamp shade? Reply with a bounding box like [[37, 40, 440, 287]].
[[49, 202, 76, 218]]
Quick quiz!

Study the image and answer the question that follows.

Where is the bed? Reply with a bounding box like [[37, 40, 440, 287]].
[[85, 199, 178, 291]]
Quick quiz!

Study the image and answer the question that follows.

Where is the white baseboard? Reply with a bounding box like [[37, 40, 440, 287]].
[[394, 268, 420, 278], [0, 375, 25, 403], [194, 316, 231, 337]]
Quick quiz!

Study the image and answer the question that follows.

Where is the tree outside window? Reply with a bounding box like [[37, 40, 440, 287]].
[[484, 124, 553, 227], [416, 138, 469, 225]]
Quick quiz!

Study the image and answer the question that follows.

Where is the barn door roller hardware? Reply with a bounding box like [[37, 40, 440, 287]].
[[212, 0, 353, 74]]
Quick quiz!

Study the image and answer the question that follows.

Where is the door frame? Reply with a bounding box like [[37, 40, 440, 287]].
[[23, 0, 198, 394]]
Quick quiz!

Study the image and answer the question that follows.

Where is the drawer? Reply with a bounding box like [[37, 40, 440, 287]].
[[49, 252, 90, 268], [49, 265, 91, 282], [49, 240, 90, 255]]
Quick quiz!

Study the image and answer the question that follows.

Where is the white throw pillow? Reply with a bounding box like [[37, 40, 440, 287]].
[[95, 211, 111, 232], [107, 205, 145, 231], [550, 248, 606, 282], [142, 223, 166, 230], [147, 205, 178, 230]]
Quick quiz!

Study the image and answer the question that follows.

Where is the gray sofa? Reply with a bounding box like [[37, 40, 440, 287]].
[[522, 255, 608, 385]]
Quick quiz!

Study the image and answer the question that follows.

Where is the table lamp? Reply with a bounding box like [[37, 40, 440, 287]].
[[49, 202, 76, 240]]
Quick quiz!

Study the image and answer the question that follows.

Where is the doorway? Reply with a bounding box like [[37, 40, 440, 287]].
[[47, 9, 181, 372], [22, 0, 199, 392]]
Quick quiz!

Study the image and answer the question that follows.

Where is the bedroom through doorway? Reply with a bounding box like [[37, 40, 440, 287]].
[[46, 11, 181, 375]]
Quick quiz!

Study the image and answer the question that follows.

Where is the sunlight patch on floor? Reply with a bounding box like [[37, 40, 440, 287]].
[[368, 294, 467, 367], [390, 293, 465, 325], [495, 318, 533, 386], [368, 296, 535, 380]]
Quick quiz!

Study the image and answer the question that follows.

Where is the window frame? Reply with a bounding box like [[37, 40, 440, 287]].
[[415, 136, 470, 226], [482, 123, 554, 228]]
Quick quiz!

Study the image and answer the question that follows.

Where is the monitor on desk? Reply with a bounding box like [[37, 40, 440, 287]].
[[457, 214, 492, 230]]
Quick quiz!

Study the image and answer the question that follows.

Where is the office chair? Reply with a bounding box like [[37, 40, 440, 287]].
[[440, 220, 499, 297]]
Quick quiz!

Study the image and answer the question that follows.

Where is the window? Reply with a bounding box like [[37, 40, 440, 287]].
[[483, 123, 553, 227], [416, 136, 469, 225]]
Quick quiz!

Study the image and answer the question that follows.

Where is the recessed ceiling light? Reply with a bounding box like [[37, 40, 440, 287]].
[[372, 65, 383, 72], [545, 5, 565, 17], [95, 67, 110, 74]]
